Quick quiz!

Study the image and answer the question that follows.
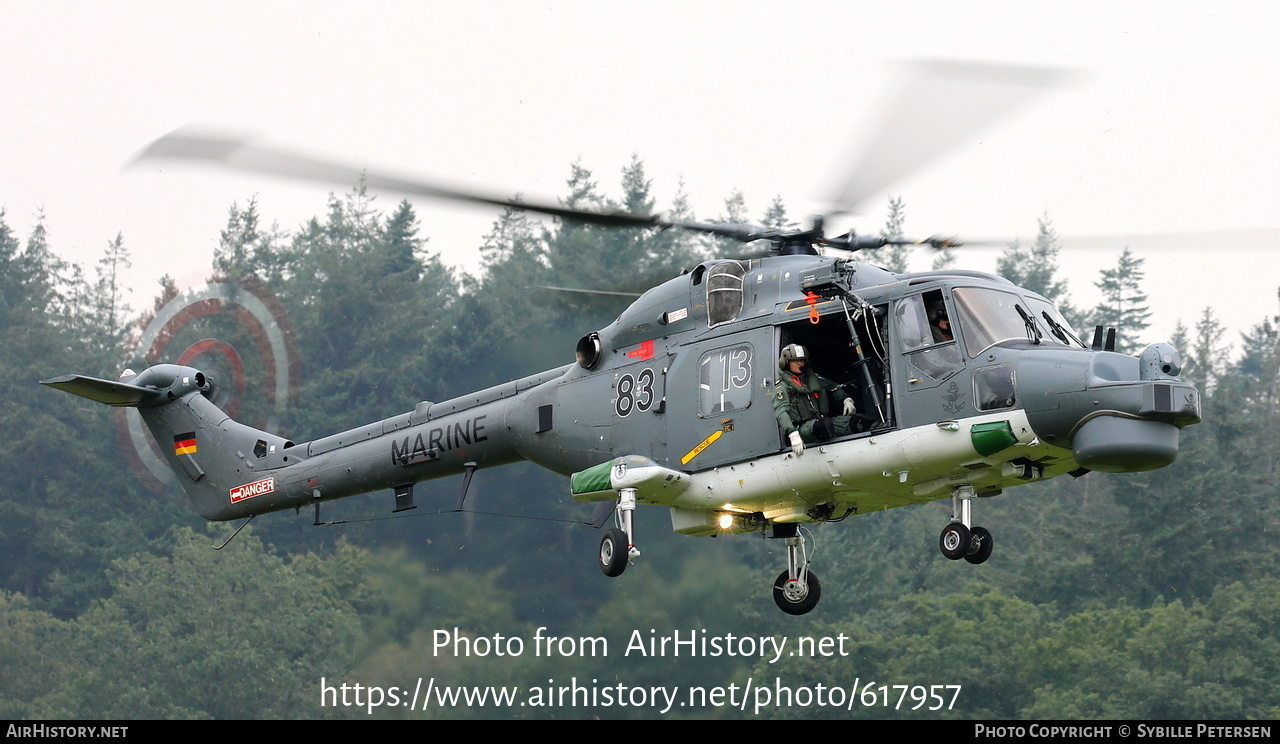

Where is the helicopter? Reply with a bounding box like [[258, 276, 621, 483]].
[[41, 62, 1204, 615]]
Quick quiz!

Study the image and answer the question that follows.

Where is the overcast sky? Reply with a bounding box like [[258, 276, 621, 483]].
[[4, 1, 1278, 350]]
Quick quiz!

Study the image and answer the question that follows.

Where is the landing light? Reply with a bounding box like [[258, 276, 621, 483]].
[[718, 513, 735, 530]]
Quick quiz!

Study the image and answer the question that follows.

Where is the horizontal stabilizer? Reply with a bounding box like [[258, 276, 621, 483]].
[[40, 374, 164, 407]]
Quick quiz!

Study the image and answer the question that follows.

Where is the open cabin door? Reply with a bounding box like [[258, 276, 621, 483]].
[[775, 299, 895, 437]]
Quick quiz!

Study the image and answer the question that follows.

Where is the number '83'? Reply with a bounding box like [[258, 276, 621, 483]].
[[614, 368, 655, 417]]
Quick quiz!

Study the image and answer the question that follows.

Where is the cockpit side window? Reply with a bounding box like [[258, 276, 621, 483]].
[[926, 291, 954, 344], [897, 290, 963, 381], [896, 294, 934, 352], [896, 290, 953, 351]]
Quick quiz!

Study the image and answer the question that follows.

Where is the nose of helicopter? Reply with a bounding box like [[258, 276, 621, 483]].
[[1020, 343, 1202, 472]]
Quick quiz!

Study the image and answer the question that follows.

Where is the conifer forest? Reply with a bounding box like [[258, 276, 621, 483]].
[[4, 162, 1279, 720]]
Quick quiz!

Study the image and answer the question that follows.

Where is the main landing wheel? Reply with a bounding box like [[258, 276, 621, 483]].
[[599, 528, 629, 577], [965, 526, 994, 565], [939, 522, 971, 560], [773, 569, 822, 615]]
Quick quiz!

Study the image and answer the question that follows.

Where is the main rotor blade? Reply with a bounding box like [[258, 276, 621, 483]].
[[1060, 228, 1280, 252], [130, 128, 660, 229], [944, 228, 1280, 251], [827, 59, 1082, 215], [537, 285, 644, 298], [131, 128, 821, 248]]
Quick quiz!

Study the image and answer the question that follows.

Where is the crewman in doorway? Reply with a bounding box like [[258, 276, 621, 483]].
[[773, 344, 857, 456]]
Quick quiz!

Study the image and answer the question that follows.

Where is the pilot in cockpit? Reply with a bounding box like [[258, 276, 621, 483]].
[[929, 300, 954, 343]]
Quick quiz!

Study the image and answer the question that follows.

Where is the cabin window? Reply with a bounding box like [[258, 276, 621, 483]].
[[698, 344, 753, 416]]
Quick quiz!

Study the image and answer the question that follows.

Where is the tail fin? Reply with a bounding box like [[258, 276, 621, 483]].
[[40, 373, 166, 407], [42, 364, 297, 521]]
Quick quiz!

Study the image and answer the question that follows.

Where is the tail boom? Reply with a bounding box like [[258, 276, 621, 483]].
[[44, 363, 576, 521]]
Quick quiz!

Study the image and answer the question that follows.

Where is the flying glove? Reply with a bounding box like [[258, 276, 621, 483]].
[[843, 398, 857, 416], [789, 431, 805, 456]]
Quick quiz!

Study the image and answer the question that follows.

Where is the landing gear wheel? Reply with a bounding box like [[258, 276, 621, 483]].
[[773, 569, 821, 615], [939, 522, 971, 560], [965, 526, 993, 565], [599, 528, 629, 577]]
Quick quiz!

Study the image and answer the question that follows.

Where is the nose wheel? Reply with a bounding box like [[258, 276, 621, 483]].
[[965, 526, 993, 564], [939, 522, 971, 560], [773, 568, 822, 615], [770, 524, 821, 615], [939, 486, 994, 564]]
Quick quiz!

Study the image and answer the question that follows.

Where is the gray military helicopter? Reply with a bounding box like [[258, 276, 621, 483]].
[[41, 62, 1203, 615]]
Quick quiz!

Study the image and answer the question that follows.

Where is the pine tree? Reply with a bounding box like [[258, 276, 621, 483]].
[[878, 196, 911, 273], [996, 212, 1083, 326], [0, 212, 185, 613], [710, 188, 749, 257], [93, 233, 131, 345], [618, 153, 653, 215], [380, 200, 426, 280], [1169, 320, 1191, 360], [471, 202, 557, 372], [761, 194, 796, 232], [563, 159, 603, 211], [479, 201, 545, 272], [997, 213, 1068, 302], [1190, 306, 1229, 396], [1218, 302, 1280, 481], [215, 198, 261, 280], [281, 185, 459, 435], [544, 161, 607, 280], [931, 245, 958, 271], [1091, 248, 1152, 355], [12, 211, 66, 321], [214, 196, 287, 285], [661, 175, 707, 263], [719, 188, 748, 223], [615, 154, 666, 277]]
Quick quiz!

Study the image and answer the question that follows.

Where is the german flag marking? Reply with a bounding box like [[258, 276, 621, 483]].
[[173, 432, 198, 456]]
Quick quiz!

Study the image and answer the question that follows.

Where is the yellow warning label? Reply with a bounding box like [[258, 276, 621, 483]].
[[681, 429, 723, 465]]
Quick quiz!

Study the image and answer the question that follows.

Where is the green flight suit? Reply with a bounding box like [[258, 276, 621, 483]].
[[773, 369, 855, 444]]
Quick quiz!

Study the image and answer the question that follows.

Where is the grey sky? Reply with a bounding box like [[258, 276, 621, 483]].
[[3, 1, 1278, 348]]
